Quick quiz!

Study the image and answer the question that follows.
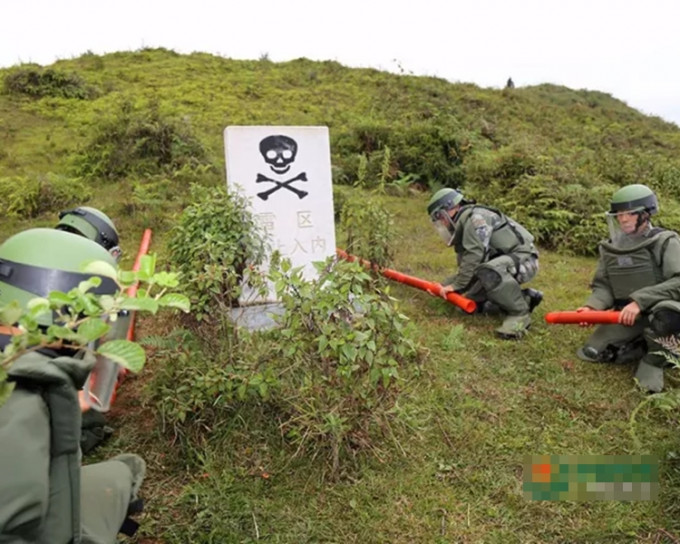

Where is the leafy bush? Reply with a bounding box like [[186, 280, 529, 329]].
[[72, 98, 211, 179], [339, 191, 394, 267], [653, 161, 680, 201], [332, 121, 468, 189], [0, 173, 92, 219], [3, 67, 95, 99], [167, 185, 268, 322], [462, 145, 618, 254], [146, 328, 277, 458], [267, 257, 421, 475]]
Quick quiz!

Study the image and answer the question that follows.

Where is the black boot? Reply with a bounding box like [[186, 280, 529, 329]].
[[472, 299, 503, 316], [522, 288, 543, 313]]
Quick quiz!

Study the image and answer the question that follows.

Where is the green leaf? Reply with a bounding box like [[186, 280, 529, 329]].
[[81, 260, 119, 281], [96, 340, 146, 373], [237, 384, 247, 400], [341, 343, 357, 363], [77, 318, 110, 342], [152, 271, 180, 288], [157, 293, 190, 312], [0, 380, 15, 408], [97, 295, 116, 312], [76, 277, 102, 293], [71, 291, 101, 316], [18, 314, 39, 332], [47, 324, 81, 341], [120, 297, 160, 313], [27, 297, 50, 312], [137, 254, 156, 281], [0, 301, 23, 326], [118, 270, 137, 285], [47, 292, 73, 307]]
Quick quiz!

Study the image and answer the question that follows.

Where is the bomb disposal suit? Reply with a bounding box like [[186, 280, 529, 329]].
[[0, 229, 145, 543], [577, 184, 680, 392], [427, 188, 542, 339]]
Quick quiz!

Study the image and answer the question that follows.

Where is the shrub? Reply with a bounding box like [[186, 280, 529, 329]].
[[267, 257, 421, 475], [339, 192, 394, 267], [3, 67, 95, 99], [332, 121, 468, 189], [145, 328, 278, 459], [72, 99, 211, 179], [463, 145, 618, 254], [0, 173, 92, 219], [167, 185, 268, 322]]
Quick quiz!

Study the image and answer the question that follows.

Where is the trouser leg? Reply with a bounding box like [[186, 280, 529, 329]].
[[80, 454, 145, 543], [577, 320, 647, 363], [476, 259, 528, 315], [476, 258, 531, 338]]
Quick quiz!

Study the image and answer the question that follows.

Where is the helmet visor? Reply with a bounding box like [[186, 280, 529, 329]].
[[431, 209, 455, 246], [605, 209, 650, 248]]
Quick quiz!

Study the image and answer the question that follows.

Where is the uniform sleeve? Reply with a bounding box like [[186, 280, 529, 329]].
[[584, 254, 615, 310], [631, 236, 680, 311], [450, 212, 491, 292]]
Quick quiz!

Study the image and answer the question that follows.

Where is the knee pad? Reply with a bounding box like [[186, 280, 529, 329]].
[[475, 267, 502, 291], [650, 310, 680, 336]]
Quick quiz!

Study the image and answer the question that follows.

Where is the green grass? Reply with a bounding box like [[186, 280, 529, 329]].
[[2, 50, 680, 543], [93, 191, 680, 544]]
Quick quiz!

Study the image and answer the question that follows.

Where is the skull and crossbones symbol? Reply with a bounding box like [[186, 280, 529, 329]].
[[256, 135, 308, 201]]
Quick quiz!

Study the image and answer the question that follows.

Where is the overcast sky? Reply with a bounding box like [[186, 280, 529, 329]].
[[2, 0, 679, 126]]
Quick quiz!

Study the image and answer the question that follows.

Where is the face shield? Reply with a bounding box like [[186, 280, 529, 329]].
[[605, 208, 651, 248], [431, 208, 456, 246]]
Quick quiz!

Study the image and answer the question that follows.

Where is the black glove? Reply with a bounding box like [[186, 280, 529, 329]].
[[80, 410, 114, 454]]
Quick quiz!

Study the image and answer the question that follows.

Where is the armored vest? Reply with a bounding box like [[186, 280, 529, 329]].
[[453, 205, 537, 257], [598, 229, 678, 304]]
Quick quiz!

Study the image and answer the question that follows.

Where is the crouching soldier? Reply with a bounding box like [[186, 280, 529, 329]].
[[0, 228, 145, 543], [576, 184, 680, 393], [427, 188, 543, 339]]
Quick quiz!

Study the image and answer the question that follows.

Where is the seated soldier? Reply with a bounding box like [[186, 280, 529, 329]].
[[0, 228, 145, 543], [427, 188, 543, 339], [576, 184, 680, 392]]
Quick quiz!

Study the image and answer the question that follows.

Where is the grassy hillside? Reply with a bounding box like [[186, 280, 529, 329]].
[[2, 47, 680, 255], [2, 49, 680, 543]]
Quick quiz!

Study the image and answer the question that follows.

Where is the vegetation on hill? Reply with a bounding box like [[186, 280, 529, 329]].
[[2, 47, 680, 255], [2, 48, 680, 542]]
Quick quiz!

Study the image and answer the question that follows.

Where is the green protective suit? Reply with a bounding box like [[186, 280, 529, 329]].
[[0, 351, 145, 543], [579, 228, 680, 391], [443, 205, 540, 336]]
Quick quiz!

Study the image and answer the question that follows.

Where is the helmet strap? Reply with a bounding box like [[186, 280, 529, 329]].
[[0, 258, 118, 298], [634, 211, 650, 233]]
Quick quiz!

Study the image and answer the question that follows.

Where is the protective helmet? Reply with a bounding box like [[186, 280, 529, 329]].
[[427, 188, 465, 220], [56, 207, 121, 260], [609, 184, 658, 215], [0, 228, 118, 327]]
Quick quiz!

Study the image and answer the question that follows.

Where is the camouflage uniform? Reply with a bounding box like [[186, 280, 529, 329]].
[[578, 227, 680, 392], [444, 205, 540, 338]]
